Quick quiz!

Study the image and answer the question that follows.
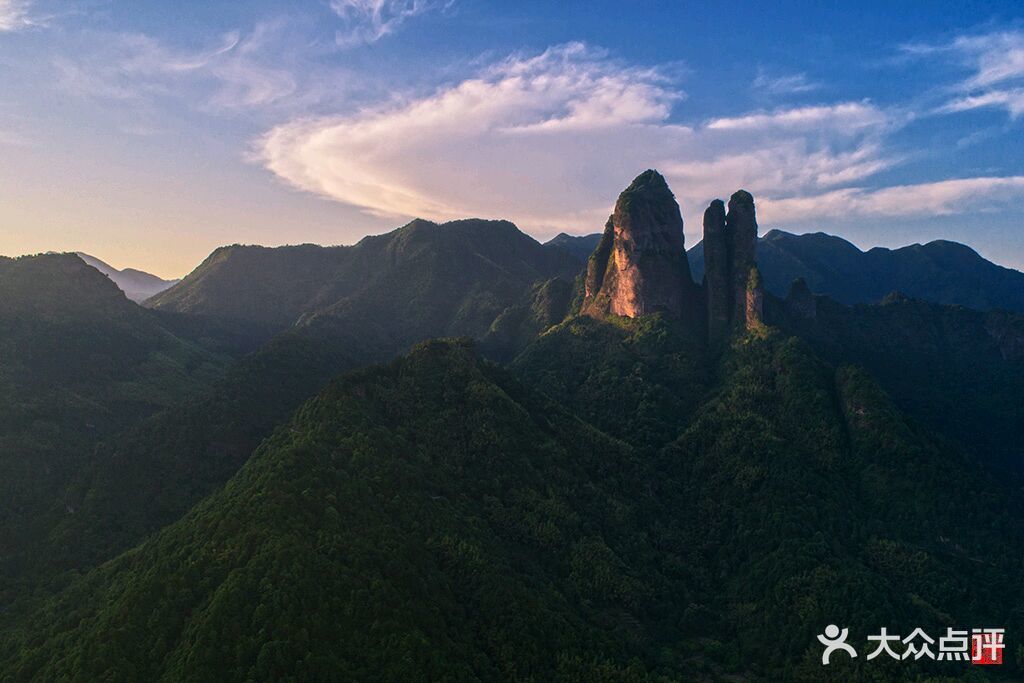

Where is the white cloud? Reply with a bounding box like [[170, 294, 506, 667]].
[[705, 102, 889, 132], [938, 88, 1024, 119], [0, 0, 34, 31], [259, 43, 902, 239], [761, 176, 1024, 223], [953, 32, 1024, 90], [913, 30, 1024, 119], [331, 0, 451, 48]]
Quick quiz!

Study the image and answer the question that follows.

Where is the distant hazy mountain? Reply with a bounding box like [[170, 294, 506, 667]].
[[76, 252, 179, 303], [149, 219, 581, 349], [543, 232, 603, 262], [686, 229, 1024, 312]]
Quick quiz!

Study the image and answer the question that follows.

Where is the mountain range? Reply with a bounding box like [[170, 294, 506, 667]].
[[689, 229, 1024, 312], [75, 253, 179, 303], [1, 172, 1023, 681], [545, 227, 1024, 313], [148, 219, 579, 345]]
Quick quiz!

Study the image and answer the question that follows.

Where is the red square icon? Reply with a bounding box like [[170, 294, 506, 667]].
[[972, 631, 1004, 665]]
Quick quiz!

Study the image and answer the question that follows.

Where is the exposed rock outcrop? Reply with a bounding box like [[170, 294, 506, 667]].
[[583, 219, 615, 304], [582, 170, 696, 318], [703, 200, 731, 345], [703, 189, 760, 346], [581, 171, 764, 348], [727, 190, 758, 323]]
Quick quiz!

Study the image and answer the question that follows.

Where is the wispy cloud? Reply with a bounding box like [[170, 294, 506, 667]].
[[954, 31, 1024, 90], [909, 30, 1024, 119], [705, 102, 890, 131], [752, 68, 819, 95], [0, 0, 35, 31], [54, 21, 346, 114], [331, 0, 452, 48], [761, 176, 1024, 222], [939, 89, 1024, 118], [259, 43, 905, 238]]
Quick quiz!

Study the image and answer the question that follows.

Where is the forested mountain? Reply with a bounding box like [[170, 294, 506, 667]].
[[2, 340, 659, 681], [2, 172, 1023, 681], [148, 219, 581, 342], [687, 229, 1024, 312], [0, 254, 231, 595], [2, 327, 384, 601], [75, 253, 179, 303], [479, 278, 576, 362], [4, 333, 1022, 681], [769, 288, 1024, 472], [0, 221, 583, 601]]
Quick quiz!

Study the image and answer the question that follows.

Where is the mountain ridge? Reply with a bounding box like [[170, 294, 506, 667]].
[[75, 253, 179, 303], [149, 219, 581, 344], [686, 228, 1024, 312]]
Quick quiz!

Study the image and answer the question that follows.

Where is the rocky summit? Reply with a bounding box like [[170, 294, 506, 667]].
[[582, 170, 696, 318], [582, 170, 765, 348]]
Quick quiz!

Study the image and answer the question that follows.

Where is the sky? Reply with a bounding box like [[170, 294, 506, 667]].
[[2, 1, 1024, 278]]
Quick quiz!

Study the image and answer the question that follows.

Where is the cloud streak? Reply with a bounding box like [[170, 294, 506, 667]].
[[761, 176, 1024, 223], [911, 30, 1024, 119], [938, 88, 1024, 119], [705, 102, 890, 132], [752, 69, 819, 95]]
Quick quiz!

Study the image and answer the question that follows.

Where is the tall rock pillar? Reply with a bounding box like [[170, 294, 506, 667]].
[[582, 170, 696, 318], [726, 190, 758, 328], [702, 189, 761, 346], [703, 199, 731, 347]]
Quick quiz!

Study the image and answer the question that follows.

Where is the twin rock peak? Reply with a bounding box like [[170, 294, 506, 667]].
[[581, 169, 764, 346]]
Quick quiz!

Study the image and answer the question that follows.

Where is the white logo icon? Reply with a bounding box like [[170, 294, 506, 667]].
[[818, 624, 858, 665]]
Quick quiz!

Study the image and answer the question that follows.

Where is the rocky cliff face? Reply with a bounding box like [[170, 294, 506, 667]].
[[582, 171, 763, 347], [703, 190, 761, 346], [703, 200, 730, 344], [582, 170, 696, 318], [727, 191, 758, 322]]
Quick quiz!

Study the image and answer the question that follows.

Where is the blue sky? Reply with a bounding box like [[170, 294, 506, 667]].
[[2, 0, 1024, 277]]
